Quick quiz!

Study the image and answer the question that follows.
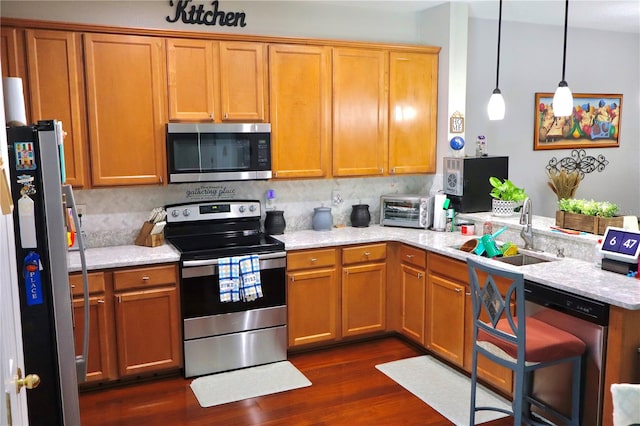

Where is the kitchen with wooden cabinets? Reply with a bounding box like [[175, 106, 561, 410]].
[[1, 2, 638, 425]]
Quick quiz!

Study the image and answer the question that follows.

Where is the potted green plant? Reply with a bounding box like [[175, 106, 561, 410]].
[[556, 198, 624, 235], [488, 177, 528, 216]]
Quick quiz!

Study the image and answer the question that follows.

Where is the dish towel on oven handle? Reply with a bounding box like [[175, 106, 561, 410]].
[[218, 257, 240, 302], [238, 254, 263, 301]]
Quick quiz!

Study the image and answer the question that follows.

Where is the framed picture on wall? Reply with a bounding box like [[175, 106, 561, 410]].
[[534, 92, 622, 150]]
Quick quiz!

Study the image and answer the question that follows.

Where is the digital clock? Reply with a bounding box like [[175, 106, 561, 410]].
[[599, 226, 640, 263]]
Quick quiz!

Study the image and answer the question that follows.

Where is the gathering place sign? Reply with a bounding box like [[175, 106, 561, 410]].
[[166, 0, 247, 27]]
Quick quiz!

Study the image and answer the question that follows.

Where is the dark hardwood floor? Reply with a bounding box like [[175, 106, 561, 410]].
[[79, 336, 514, 425]]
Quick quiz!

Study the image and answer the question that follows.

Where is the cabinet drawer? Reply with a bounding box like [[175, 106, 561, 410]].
[[428, 252, 467, 283], [69, 272, 106, 296], [342, 243, 386, 265], [113, 264, 177, 291], [400, 245, 426, 269], [288, 248, 337, 271]]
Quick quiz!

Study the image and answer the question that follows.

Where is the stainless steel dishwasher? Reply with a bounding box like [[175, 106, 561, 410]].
[[524, 280, 609, 426]]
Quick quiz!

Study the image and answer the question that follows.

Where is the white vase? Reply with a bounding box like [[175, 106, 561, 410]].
[[492, 199, 517, 217]]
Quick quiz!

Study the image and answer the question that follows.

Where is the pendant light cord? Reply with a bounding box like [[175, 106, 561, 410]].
[[494, 0, 503, 90], [561, 0, 569, 81]]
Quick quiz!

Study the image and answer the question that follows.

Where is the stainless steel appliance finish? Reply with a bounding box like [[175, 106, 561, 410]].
[[379, 194, 434, 229], [7, 120, 89, 425], [166, 123, 271, 183], [525, 280, 609, 426], [165, 200, 287, 378]]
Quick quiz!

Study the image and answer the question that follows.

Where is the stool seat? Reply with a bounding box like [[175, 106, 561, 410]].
[[478, 316, 586, 363]]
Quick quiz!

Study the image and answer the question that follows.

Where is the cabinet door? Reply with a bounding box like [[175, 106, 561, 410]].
[[1, 27, 25, 78], [73, 295, 113, 383], [388, 51, 438, 175], [269, 44, 331, 178], [287, 267, 338, 347], [166, 38, 218, 121], [342, 262, 386, 337], [84, 33, 167, 186], [332, 48, 387, 177], [400, 263, 426, 344], [428, 274, 465, 366], [114, 286, 181, 377], [219, 41, 266, 121], [26, 29, 88, 188]]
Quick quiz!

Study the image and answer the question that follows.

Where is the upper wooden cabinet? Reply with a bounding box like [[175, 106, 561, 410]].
[[166, 39, 267, 122], [388, 51, 438, 174], [1, 27, 25, 79], [269, 44, 332, 179], [83, 33, 167, 186], [25, 29, 88, 188], [332, 48, 388, 177]]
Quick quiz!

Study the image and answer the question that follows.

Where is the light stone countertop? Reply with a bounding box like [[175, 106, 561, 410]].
[[68, 220, 640, 310]]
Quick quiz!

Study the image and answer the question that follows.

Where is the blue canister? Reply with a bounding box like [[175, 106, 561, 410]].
[[312, 207, 333, 231]]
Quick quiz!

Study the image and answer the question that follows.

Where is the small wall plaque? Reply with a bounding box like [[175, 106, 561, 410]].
[[450, 111, 464, 134]]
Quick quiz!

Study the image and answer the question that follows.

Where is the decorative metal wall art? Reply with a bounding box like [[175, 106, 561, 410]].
[[545, 149, 608, 178], [534, 93, 622, 150]]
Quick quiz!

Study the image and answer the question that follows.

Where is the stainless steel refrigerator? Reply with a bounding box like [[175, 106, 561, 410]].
[[6, 120, 89, 426]]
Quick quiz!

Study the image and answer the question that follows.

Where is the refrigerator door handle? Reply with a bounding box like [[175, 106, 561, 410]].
[[62, 185, 89, 383]]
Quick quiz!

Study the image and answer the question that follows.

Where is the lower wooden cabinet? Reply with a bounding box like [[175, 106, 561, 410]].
[[428, 252, 513, 394], [69, 263, 181, 385], [287, 248, 339, 347], [70, 272, 114, 383], [114, 286, 181, 377], [341, 243, 387, 337], [399, 245, 427, 344]]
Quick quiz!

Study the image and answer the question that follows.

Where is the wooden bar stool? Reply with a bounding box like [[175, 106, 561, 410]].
[[467, 258, 586, 425]]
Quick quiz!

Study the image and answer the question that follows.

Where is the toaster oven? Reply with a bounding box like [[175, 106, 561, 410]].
[[380, 194, 434, 229]]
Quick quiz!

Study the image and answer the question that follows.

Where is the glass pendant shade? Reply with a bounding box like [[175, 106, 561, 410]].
[[487, 89, 505, 120], [553, 82, 573, 116]]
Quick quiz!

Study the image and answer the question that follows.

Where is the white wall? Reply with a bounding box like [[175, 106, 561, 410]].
[[466, 17, 640, 217]]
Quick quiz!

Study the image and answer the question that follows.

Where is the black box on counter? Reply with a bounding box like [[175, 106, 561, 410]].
[[601, 257, 638, 275]]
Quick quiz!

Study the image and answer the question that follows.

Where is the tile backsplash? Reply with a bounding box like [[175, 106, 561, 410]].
[[76, 175, 437, 247]]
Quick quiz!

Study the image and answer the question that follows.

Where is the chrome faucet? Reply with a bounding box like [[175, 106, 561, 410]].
[[519, 197, 534, 250]]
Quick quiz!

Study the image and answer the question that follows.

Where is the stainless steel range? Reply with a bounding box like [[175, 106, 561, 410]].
[[164, 200, 287, 378]]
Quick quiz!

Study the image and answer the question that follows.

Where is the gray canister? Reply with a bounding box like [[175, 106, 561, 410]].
[[312, 207, 333, 231]]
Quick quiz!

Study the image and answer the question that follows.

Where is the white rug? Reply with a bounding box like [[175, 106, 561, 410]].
[[190, 361, 311, 408], [376, 355, 511, 425]]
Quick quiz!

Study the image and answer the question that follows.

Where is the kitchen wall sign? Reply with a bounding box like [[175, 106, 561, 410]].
[[166, 0, 247, 27], [185, 185, 237, 200], [449, 111, 464, 134], [534, 92, 622, 151]]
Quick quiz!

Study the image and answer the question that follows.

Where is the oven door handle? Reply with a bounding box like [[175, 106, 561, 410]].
[[181, 251, 287, 268]]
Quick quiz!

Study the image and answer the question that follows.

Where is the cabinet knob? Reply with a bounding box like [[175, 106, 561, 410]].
[[455, 288, 462, 293], [364, 252, 371, 257], [224, 112, 229, 119], [209, 112, 214, 120], [310, 258, 317, 263], [406, 254, 414, 259], [142, 276, 150, 281], [71, 284, 76, 288], [97, 299, 105, 304], [417, 272, 422, 279]]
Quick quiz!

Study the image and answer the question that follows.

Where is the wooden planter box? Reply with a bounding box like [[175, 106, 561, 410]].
[[555, 210, 623, 235]]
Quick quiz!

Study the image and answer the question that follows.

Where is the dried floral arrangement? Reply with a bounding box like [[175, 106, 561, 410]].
[[547, 169, 583, 200]]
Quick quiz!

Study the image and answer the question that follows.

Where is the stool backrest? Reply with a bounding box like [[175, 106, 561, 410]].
[[466, 257, 526, 363]]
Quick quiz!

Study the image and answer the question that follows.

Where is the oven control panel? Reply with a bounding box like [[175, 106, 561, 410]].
[[166, 200, 261, 222]]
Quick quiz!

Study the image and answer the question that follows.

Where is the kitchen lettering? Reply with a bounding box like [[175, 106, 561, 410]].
[[166, 0, 247, 27]]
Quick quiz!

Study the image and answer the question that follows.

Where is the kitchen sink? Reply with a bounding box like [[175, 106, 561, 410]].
[[494, 252, 559, 266]]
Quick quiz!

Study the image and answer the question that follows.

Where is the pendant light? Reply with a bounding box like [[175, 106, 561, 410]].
[[553, 0, 573, 117], [487, 0, 505, 120]]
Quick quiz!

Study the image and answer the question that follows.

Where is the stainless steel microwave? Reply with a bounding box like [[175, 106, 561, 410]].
[[166, 123, 272, 183], [380, 194, 434, 229]]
